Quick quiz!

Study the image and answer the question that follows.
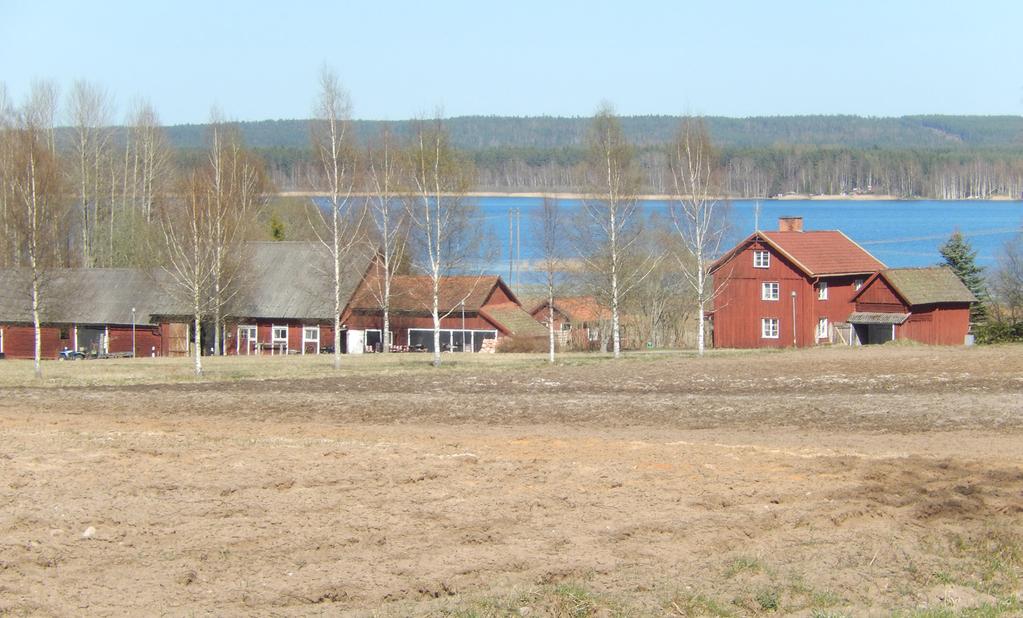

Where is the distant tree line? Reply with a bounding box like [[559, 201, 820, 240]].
[[31, 113, 1023, 199]]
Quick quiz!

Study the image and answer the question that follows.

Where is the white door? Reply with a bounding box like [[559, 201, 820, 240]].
[[237, 325, 257, 355], [302, 326, 320, 355], [346, 329, 365, 355]]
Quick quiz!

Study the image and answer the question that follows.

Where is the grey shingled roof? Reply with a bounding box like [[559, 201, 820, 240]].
[[229, 242, 376, 321], [848, 312, 910, 325], [882, 267, 976, 306], [0, 268, 187, 325], [480, 303, 549, 337], [0, 242, 377, 325]]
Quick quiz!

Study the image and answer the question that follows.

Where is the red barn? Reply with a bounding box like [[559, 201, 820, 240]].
[[710, 217, 885, 348], [849, 267, 975, 345], [344, 273, 545, 352]]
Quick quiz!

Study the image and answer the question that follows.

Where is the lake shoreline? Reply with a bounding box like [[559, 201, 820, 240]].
[[278, 191, 1020, 202]]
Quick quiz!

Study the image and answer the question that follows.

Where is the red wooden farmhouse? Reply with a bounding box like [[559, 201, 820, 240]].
[[710, 217, 974, 347]]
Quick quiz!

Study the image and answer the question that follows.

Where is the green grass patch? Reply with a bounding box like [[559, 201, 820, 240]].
[[666, 592, 733, 617], [724, 556, 766, 579]]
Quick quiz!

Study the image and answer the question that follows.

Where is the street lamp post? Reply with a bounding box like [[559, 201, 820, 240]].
[[790, 291, 797, 348], [131, 307, 137, 358]]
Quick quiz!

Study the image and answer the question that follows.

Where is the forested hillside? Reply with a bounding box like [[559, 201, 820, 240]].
[[164, 115, 1023, 198]]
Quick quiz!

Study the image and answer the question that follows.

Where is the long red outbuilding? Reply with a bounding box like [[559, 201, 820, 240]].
[[0, 242, 544, 360]]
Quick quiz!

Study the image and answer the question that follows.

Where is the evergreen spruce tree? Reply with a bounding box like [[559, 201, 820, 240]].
[[269, 212, 286, 241], [939, 231, 988, 322]]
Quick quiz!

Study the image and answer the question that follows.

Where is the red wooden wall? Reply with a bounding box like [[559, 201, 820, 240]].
[[0, 324, 64, 359], [712, 240, 819, 348], [896, 305, 970, 345], [855, 277, 907, 312], [712, 239, 874, 348], [224, 319, 334, 355], [108, 325, 163, 356]]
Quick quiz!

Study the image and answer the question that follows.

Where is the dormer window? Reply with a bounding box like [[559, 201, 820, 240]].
[[753, 250, 770, 269]]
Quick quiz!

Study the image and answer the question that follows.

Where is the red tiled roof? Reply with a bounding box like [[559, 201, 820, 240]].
[[529, 296, 609, 322], [554, 296, 609, 322], [759, 231, 885, 276], [349, 275, 502, 313]]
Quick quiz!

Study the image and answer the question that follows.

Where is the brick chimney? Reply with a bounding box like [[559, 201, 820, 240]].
[[778, 216, 803, 232]]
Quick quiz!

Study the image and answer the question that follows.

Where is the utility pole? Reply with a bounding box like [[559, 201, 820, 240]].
[[515, 207, 521, 289], [131, 307, 137, 358], [508, 208, 514, 283]]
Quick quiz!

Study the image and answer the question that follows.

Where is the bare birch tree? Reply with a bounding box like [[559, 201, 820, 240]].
[[990, 235, 1023, 322], [365, 127, 408, 353], [533, 195, 566, 363], [5, 99, 66, 378], [158, 172, 214, 377], [667, 117, 731, 355], [578, 103, 657, 359], [67, 80, 113, 267], [404, 117, 479, 367], [204, 112, 271, 354], [311, 66, 363, 369], [0, 83, 14, 267], [25, 80, 58, 156], [114, 99, 173, 266]]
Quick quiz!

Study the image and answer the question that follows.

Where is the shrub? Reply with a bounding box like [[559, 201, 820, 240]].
[[974, 320, 1023, 344]]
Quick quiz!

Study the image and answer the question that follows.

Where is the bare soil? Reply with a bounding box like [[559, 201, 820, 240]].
[[1, 345, 1021, 616]]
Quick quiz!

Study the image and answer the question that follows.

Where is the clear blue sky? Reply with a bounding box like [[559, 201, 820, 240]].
[[2, 0, 1021, 125]]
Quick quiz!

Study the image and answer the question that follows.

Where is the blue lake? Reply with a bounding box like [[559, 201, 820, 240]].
[[474, 196, 1023, 269]]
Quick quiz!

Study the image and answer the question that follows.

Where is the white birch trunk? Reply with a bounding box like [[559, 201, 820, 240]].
[[31, 254, 41, 378], [193, 312, 202, 377], [548, 299, 555, 364], [432, 265, 441, 367], [28, 154, 42, 378], [696, 265, 706, 355], [333, 210, 342, 369], [382, 271, 391, 354]]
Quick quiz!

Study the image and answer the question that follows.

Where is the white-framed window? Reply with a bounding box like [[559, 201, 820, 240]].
[[561, 322, 572, 332], [853, 278, 864, 291], [817, 318, 829, 340], [753, 250, 770, 269], [762, 282, 780, 301], [364, 329, 394, 352], [817, 281, 828, 300], [302, 325, 320, 354], [407, 328, 498, 353], [0, 326, 4, 354], [237, 324, 257, 355], [761, 318, 779, 339], [271, 324, 289, 353]]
